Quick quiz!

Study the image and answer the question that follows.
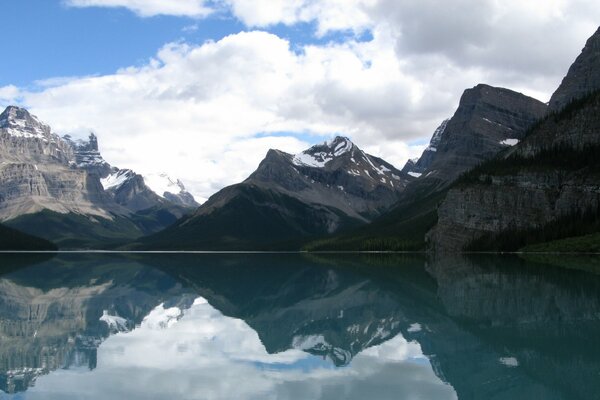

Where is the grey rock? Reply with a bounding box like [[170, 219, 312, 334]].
[[63, 132, 112, 177], [402, 119, 449, 176], [549, 27, 600, 112], [429, 28, 600, 252]]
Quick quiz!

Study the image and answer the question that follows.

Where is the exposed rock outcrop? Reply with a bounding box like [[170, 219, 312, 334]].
[[429, 27, 600, 252], [549, 27, 600, 112]]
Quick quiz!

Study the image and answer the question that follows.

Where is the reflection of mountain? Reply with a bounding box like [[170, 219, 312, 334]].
[[425, 256, 600, 400], [156, 254, 600, 399], [0, 254, 600, 399], [0, 255, 191, 393]]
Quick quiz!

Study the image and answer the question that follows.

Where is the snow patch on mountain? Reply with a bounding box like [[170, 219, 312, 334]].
[[0, 106, 51, 140], [500, 138, 519, 146], [292, 136, 354, 168], [101, 169, 135, 190], [143, 173, 186, 198]]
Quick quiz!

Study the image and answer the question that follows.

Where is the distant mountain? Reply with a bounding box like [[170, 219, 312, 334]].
[[0, 107, 197, 248], [401, 119, 449, 177], [308, 85, 547, 251], [135, 136, 412, 250], [429, 27, 600, 252]]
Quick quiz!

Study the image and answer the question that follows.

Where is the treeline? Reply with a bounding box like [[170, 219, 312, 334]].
[[459, 143, 600, 185], [465, 204, 600, 252], [0, 224, 57, 251], [458, 89, 600, 185]]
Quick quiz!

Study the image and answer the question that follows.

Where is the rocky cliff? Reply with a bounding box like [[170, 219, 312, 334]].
[[0, 106, 198, 248], [307, 85, 547, 251], [414, 84, 547, 189], [0, 107, 117, 221], [549, 26, 600, 112], [429, 27, 600, 252]]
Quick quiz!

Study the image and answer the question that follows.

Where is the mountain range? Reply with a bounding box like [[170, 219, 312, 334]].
[[0, 109, 198, 249], [1, 26, 599, 251]]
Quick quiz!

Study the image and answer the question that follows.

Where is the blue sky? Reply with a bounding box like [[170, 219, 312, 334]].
[[0, 0, 368, 89], [1, 1, 598, 200], [1, 1, 238, 87]]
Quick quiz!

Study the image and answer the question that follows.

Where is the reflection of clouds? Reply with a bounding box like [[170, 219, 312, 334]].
[[20, 297, 456, 400]]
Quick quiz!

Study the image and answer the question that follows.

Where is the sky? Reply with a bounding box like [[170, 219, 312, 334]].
[[0, 0, 599, 201]]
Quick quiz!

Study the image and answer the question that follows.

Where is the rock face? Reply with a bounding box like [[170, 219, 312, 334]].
[[138, 137, 412, 249], [315, 85, 548, 251], [549, 27, 600, 112], [0, 106, 198, 248], [402, 119, 449, 177], [63, 132, 112, 177], [416, 84, 547, 188], [101, 169, 165, 212], [0, 107, 116, 221], [429, 27, 600, 252]]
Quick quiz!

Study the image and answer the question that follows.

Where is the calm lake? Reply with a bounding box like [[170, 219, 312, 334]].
[[0, 253, 599, 399]]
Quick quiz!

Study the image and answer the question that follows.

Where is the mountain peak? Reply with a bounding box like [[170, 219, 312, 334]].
[[292, 136, 355, 168], [0, 105, 52, 139], [549, 26, 600, 111]]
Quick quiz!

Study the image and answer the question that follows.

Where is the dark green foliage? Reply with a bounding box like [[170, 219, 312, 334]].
[[134, 185, 363, 250], [466, 205, 600, 252], [0, 223, 57, 251], [459, 143, 600, 185], [522, 233, 600, 254], [458, 90, 600, 185], [5, 206, 190, 250], [6, 210, 144, 249], [305, 190, 446, 251]]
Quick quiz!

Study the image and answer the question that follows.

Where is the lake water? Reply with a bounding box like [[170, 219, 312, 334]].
[[0, 253, 599, 399]]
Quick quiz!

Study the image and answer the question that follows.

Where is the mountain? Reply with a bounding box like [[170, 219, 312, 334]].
[[401, 119, 449, 177], [548, 26, 600, 112], [63, 132, 112, 177], [135, 136, 412, 250], [0, 106, 118, 222], [143, 173, 199, 208], [429, 27, 600, 252], [307, 85, 547, 251], [0, 106, 197, 248]]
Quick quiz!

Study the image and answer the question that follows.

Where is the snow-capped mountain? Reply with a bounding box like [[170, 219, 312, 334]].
[[143, 173, 199, 208], [138, 136, 413, 250], [0, 106, 115, 221], [0, 106, 198, 247]]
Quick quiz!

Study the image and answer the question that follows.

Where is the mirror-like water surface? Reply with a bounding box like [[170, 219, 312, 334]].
[[0, 253, 599, 399]]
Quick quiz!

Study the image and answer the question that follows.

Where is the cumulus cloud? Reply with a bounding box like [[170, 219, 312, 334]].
[[10, 1, 600, 200], [19, 30, 433, 199], [0, 85, 20, 104], [64, 0, 213, 18]]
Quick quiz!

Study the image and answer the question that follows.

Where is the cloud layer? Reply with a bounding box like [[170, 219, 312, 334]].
[[5, 1, 600, 200], [65, 0, 212, 17]]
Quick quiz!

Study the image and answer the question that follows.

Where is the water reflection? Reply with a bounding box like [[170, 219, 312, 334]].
[[0, 253, 598, 399]]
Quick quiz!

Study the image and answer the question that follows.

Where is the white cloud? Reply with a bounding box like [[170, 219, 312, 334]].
[[9, 1, 600, 200], [25, 297, 456, 400], [0, 85, 20, 104], [64, 0, 213, 18], [18, 29, 442, 199]]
